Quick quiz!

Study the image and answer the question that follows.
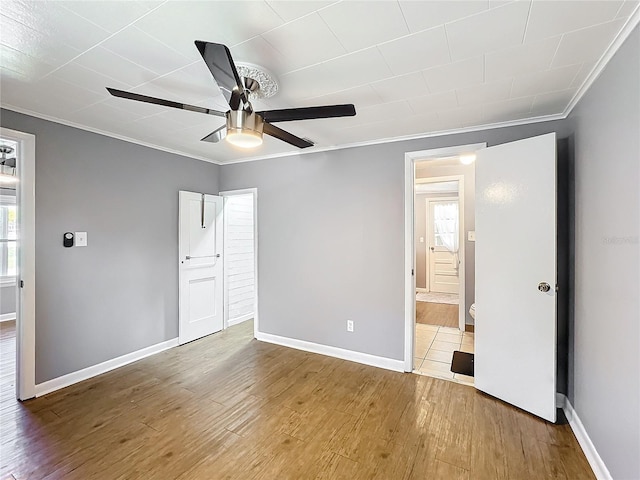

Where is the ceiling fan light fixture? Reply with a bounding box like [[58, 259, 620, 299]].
[[225, 110, 264, 149], [226, 129, 263, 148]]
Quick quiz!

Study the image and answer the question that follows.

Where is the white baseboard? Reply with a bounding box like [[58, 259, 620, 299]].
[[416, 288, 428, 293], [35, 337, 179, 397], [558, 393, 612, 480], [256, 331, 405, 372], [0, 313, 16, 322], [227, 313, 253, 327]]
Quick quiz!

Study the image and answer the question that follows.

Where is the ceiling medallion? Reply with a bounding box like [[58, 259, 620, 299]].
[[235, 62, 279, 100]]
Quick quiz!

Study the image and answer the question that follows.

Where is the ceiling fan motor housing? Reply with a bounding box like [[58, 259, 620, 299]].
[[226, 110, 265, 148]]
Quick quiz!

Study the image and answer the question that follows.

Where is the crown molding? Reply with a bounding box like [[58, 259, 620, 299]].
[[220, 113, 565, 165], [4, 2, 638, 171], [0, 104, 223, 165], [563, 4, 640, 117]]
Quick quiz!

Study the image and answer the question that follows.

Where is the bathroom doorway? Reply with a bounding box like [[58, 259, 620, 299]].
[[405, 144, 484, 386]]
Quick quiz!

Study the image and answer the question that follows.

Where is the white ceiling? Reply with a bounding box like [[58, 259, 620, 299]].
[[1, 1, 638, 164]]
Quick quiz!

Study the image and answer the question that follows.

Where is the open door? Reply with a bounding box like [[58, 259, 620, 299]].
[[475, 133, 557, 422], [179, 191, 224, 344]]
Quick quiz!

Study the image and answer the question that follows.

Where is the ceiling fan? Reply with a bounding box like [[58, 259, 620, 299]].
[[107, 41, 356, 149]]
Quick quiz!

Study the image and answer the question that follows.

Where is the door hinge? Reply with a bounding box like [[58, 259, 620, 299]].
[[411, 269, 414, 276], [20, 280, 24, 288]]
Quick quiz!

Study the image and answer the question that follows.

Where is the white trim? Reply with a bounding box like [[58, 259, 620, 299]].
[[1, 127, 36, 401], [0, 278, 16, 287], [1, 104, 562, 167], [256, 332, 405, 372], [2, 3, 637, 173], [404, 154, 416, 372], [563, 5, 640, 117], [227, 313, 254, 327], [1, 104, 222, 165], [0, 313, 16, 322], [219, 188, 259, 339], [223, 114, 563, 165], [35, 338, 179, 397], [559, 394, 612, 480], [404, 143, 485, 372], [416, 287, 428, 293]]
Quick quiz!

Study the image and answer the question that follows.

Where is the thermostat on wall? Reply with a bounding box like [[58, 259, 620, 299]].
[[63, 232, 74, 247]]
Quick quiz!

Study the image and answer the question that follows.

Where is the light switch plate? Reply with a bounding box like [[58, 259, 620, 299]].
[[468, 231, 476, 241], [75, 232, 87, 247]]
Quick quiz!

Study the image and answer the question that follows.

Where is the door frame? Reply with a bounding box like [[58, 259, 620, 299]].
[[1, 127, 36, 400], [425, 193, 462, 298], [404, 143, 485, 372], [219, 188, 259, 339]]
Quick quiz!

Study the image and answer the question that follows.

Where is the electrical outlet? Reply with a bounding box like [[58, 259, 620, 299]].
[[347, 320, 354, 332]]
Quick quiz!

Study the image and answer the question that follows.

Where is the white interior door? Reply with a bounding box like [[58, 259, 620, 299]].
[[428, 199, 460, 294], [475, 132, 557, 422], [179, 191, 223, 344]]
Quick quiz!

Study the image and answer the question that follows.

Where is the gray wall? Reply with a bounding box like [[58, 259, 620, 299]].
[[220, 119, 572, 362], [0, 188, 17, 316], [415, 161, 476, 324], [0, 109, 220, 383], [566, 26, 639, 480]]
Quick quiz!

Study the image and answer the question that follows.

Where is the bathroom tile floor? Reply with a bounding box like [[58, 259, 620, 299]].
[[413, 323, 475, 386]]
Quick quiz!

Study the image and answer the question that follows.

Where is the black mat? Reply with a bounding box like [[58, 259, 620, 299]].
[[451, 351, 474, 377]]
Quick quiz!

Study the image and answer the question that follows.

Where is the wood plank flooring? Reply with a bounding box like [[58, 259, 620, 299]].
[[0, 320, 595, 479], [416, 301, 459, 328]]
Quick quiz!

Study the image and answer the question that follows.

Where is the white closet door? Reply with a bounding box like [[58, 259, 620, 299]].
[[179, 191, 223, 344]]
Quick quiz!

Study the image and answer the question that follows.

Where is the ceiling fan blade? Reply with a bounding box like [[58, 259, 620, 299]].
[[106, 88, 226, 117], [258, 104, 356, 123], [263, 122, 314, 149], [201, 125, 227, 143], [195, 41, 246, 111]]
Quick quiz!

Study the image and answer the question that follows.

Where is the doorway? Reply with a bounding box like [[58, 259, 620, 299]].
[[403, 143, 485, 385], [0, 127, 36, 401], [178, 188, 259, 345], [220, 189, 257, 335]]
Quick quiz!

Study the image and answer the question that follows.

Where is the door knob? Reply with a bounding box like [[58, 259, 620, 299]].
[[430, 246, 435, 251], [538, 282, 551, 293]]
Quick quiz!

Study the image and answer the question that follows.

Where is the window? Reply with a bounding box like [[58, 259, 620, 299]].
[[433, 201, 458, 249], [0, 195, 17, 281]]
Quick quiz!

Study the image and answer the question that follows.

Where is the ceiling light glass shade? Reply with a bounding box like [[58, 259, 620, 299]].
[[225, 110, 264, 149], [459, 153, 476, 165]]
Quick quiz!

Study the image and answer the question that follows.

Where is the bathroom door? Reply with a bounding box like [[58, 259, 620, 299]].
[[475, 133, 557, 422], [179, 191, 224, 344]]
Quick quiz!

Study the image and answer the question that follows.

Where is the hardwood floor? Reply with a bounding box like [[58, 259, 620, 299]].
[[416, 301, 459, 328], [0, 320, 594, 479]]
